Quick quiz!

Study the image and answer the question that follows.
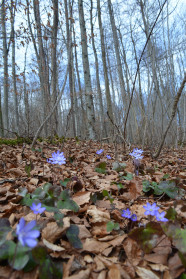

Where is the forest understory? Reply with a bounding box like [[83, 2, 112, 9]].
[[0, 139, 186, 279]]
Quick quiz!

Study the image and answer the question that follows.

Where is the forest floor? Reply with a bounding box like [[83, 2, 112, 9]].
[[0, 139, 186, 279]]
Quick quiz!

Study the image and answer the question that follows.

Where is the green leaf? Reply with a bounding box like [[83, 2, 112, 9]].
[[165, 207, 177, 221], [161, 173, 170, 180], [0, 219, 11, 246], [0, 240, 15, 260], [142, 180, 152, 192], [66, 225, 82, 249], [18, 187, 28, 197], [32, 246, 47, 265], [154, 184, 164, 195], [174, 229, 186, 254], [39, 258, 62, 279], [60, 178, 71, 187], [129, 222, 164, 253], [59, 189, 70, 200], [25, 163, 33, 177], [32, 187, 46, 200], [112, 162, 126, 172], [158, 181, 179, 198], [179, 273, 186, 279], [95, 162, 107, 174], [123, 173, 133, 180], [20, 193, 34, 206], [54, 212, 64, 227], [106, 221, 120, 232], [90, 192, 104, 204], [57, 200, 79, 212], [9, 243, 30, 270], [43, 205, 60, 213], [102, 190, 114, 203], [116, 183, 124, 190]]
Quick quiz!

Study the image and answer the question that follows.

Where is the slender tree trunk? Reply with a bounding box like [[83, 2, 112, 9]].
[[97, 0, 114, 125], [78, 0, 96, 139], [64, 0, 76, 137], [51, 0, 59, 135], [0, 86, 4, 137], [90, 0, 106, 137], [33, 0, 51, 136], [107, 0, 127, 105], [23, 47, 30, 137], [73, 26, 87, 138], [10, 0, 19, 134], [1, 0, 9, 134]]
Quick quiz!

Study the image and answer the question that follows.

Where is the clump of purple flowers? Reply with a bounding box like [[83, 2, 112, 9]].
[[129, 148, 144, 175], [129, 148, 144, 160], [16, 218, 40, 248], [30, 202, 46, 215], [143, 202, 168, 222], [122, 208, 137, 222], [96, 149, 104, 155], [47, 150, 66, 165]]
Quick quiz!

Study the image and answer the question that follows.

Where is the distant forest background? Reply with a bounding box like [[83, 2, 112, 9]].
[[0, 0, 185, 147]]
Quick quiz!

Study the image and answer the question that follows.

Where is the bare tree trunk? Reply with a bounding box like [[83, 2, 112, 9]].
[[33, 0, 51, 136], [107, 0, 127, 105], [64, 0, 76, 137], [90, 0, 107, 137], [51, 0, 59, 135], [78, 0, 96, 139], [0, 86, 4, 137], [97, 0, 114, 125], [23, 47, 30, 137], [153, 72, 186, 158], [73, 26, 87, 138], [10, 0, 19, 134], [1, 0, 9, 134]]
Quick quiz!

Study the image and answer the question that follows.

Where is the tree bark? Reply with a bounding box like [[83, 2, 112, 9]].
[[97, 0, 114, 124], [78, 0, 96, 139]]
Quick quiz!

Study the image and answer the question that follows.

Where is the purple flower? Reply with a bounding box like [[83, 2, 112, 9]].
[[47, 150, 66, 165], [106, 155, 111, 159], [121, 208, 132, 219], [96, 149, 104, 155], [16, 218, 40, 248], [155, 211, 168, 222], [30, 203, 46, 215], [143, 202, 160, 216], [129, 148, 144, 160], [131, 214, 137, 221]]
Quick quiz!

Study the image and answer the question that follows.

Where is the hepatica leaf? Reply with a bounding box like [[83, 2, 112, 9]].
[[129, 222, 164, 253], [57, 190, 79, 212], [66, 224, 82, 249], [9, 243, 30, 270], [32, 246, 47, 265], [106, 221, 120, 232], [102, 190, 114, 203], [0, 219, 11, 246], [95, 161, 107, 174]]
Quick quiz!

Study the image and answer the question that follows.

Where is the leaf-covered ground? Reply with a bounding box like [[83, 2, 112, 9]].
[[0, 139, 186, 279]]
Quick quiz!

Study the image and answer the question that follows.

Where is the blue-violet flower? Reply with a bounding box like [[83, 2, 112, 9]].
[[106, 155, 111, 159], [131, 214, 137, 221], [96, 149, 104, 155], [47, 150, 66, 165], [129, 148, 144, 160], [30, 202, 46, 215], [155, 211, 168, 222], [16, 218, 40, 248], [121, 208, 132, 219], [143, 202, 160, 216]]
